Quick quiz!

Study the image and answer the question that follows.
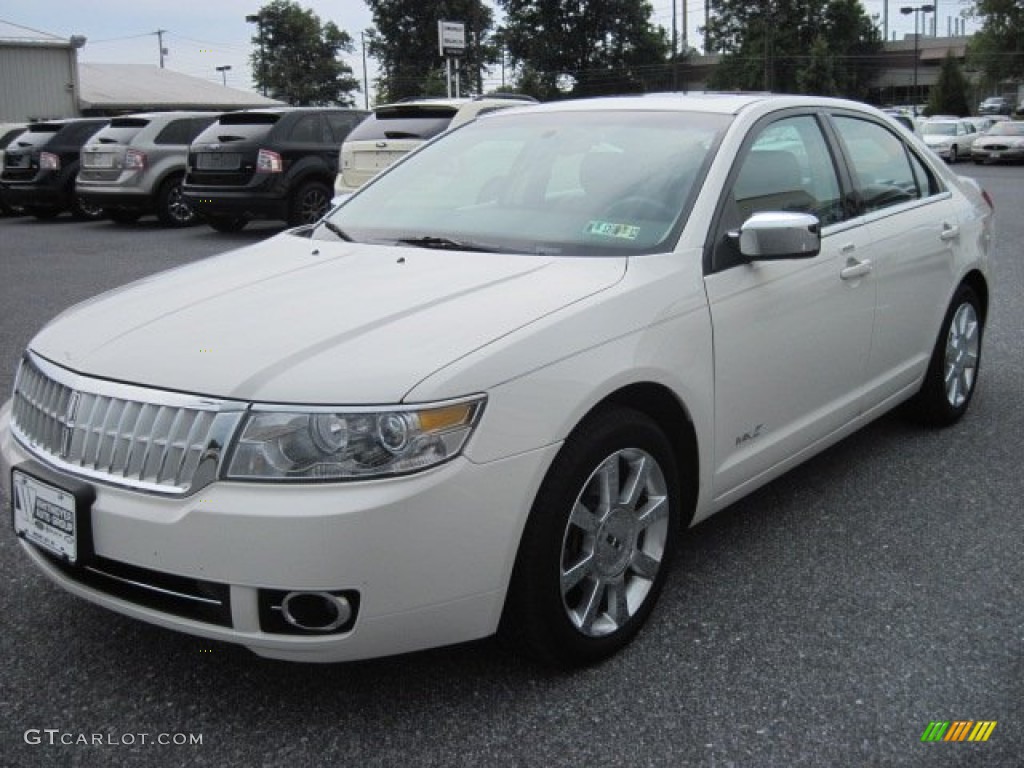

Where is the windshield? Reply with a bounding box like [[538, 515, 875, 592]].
[[922, 123, 957, 136], [988, 122, 1024, 136], [322, 109, 728, 255]]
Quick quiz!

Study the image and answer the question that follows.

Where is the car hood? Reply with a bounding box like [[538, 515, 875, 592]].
[[29, 232, 626, 403], [922, 134, 954, 145]]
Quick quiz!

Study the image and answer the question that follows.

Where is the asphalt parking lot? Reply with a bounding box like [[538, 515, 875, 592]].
[[0, 163, 1021, 767]]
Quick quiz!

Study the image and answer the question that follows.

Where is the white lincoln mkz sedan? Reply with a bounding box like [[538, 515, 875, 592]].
[[1, 94, 992, 666]]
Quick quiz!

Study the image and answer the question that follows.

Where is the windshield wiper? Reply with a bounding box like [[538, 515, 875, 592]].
[[319, 220, 353, 241], [394, 236, 499, 252]]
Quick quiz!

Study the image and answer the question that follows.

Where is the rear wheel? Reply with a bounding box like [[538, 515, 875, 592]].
[[205, 215, 248, 233], [948, 145, 959, 163], [156, 175, 196, 227], [906, 284, 983, 426], [500, 408, 681, 666], [288, 181, 332, 226]]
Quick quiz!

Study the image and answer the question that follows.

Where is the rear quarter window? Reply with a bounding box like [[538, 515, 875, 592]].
[[155, 117, 215, 145]]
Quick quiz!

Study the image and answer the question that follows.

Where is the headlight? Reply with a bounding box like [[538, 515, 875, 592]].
[[224, 397, 484, 481]]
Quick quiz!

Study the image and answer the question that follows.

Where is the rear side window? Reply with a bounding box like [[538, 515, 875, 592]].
[[155, 117, 215, 145], [346, 106, 457, 142], [287, 114, 324, 143], [831, 116, 937, 213], [58, 122, 106, 146], [326, 112, 365, 143]]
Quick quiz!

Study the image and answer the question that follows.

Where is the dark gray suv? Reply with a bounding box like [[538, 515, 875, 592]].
[[77, 112, 216, 226]]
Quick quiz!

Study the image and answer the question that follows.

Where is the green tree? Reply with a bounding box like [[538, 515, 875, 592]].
[[968, 0, 1024, 85], [798, 36, 839, 96], [704, 0, 882, 98], [366, 0, 498, 103], [927, 50, 971, 117], [497, 0, 672, 100], [250, 0, 360, 105]]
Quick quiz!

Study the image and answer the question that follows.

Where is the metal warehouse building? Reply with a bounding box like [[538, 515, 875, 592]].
[[1, 20, 280, 123]]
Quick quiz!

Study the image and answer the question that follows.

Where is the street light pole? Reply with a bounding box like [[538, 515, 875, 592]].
[[246, 13, 267, 96], [216, 65, 232, 86], [900, 4, 934, 112], [361, 30, 369, 110]]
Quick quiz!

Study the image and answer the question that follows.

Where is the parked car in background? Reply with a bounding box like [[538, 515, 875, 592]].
[[978, 96, 1014, 116], [77, 112, 217, 227], [334, 95, 537, 195], [0, 118, 108, 219], [0, 122, 27, 215], [1, 94, 992, 667], [971, 120, 1024, 164], [182, 107, 367, 232], [919, 118, 980, 162]]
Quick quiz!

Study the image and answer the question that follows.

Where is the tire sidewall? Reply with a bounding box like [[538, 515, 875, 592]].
[[505, 408, 681, 665], [912, 284, 983, 425]]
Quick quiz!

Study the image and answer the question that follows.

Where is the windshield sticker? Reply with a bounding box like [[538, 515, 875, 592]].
[[586, 220, 640, 240]]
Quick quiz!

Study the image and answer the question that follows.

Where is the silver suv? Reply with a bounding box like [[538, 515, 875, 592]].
[[77, 112, 216, 226], [334, 95, 536, 195]]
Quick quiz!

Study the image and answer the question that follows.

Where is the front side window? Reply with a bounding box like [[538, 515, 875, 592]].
[[730, 115, 843, 227], [832, 116, 934, 213], [323, 110, 729, 256]]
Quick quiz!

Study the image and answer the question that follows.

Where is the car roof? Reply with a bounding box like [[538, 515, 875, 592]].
[[511, 92, 882, 118]]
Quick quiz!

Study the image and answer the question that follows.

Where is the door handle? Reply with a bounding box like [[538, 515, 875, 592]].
[[840, 257, 873, 281], [940, 223, 960, 241]]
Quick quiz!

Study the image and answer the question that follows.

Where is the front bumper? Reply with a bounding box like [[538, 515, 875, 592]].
[[971, 146, 1024, 163], [1, 399, 556, 662]]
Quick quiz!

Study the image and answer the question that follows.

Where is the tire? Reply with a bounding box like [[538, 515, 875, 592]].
[[205, 215, 248, 233], [906, 284, 983, 427], [500, 407, 681, 666], [105, 209, 141, 224], [948, 145, 958, 163], [156, 175, 196, 227], [71, 194, 105, 221], [288, 181, 331, 226]]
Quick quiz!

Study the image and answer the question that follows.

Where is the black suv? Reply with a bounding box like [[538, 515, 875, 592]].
[[0, 118, 108, 219], [182, 107, 367, 232]]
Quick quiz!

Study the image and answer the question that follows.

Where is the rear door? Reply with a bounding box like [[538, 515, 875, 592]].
[[828, 112, 962, 406]]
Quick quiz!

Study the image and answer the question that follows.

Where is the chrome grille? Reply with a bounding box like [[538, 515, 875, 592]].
[[11, 353, 246, 495]]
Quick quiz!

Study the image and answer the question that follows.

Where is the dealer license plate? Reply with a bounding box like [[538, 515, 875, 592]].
[[12, 470, 79, 563]]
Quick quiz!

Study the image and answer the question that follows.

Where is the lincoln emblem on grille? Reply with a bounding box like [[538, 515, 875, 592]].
[[60, 391, 80, 458]]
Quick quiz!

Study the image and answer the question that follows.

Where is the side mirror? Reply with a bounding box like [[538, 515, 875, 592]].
[[734, 211, 821, 261]]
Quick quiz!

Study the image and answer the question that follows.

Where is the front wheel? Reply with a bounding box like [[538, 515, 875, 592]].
[[500, 408, 681, 666], [906, 284, 983, 426]]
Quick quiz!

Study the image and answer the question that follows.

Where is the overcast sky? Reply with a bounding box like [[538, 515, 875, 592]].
[[2, 1, 976, 103]]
